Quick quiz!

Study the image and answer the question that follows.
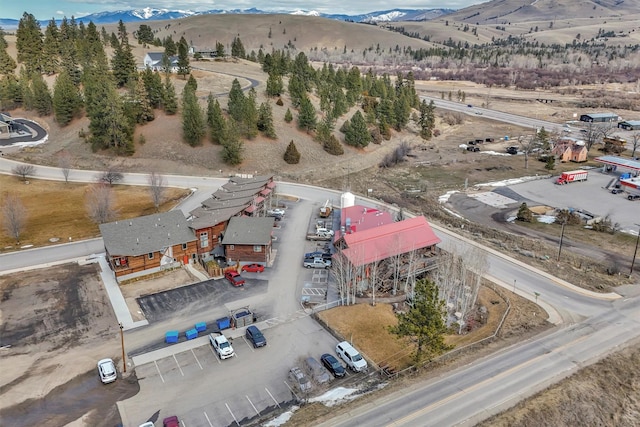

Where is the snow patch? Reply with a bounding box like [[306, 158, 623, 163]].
[[438, 190, 458, 204], [262, 406, 299, 426], [536, 215, 557, 224], [309, 387, 359, 407]]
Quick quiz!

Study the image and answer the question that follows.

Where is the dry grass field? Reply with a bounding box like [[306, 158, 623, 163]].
[[0, 175, 190, 251]]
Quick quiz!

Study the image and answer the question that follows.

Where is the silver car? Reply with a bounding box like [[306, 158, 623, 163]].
[[289, 366, 312, 392], [97, 358, 117, 384], [304, 357, 331, 384]]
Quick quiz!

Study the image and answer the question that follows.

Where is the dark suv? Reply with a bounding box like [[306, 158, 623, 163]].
[[245, 325, 267, 348], [321, 353, 346, 378]]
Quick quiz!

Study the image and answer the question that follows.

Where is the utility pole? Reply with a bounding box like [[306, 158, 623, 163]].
[[631, 225, 640, 276], [119, 323, 127, 373], [557, 220, 566, 262]]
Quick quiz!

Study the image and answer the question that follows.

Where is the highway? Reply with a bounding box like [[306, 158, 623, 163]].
[[0, 103, 635, 426]]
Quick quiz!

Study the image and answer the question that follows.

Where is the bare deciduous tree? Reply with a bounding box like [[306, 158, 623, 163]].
[[12, 164, 35, 182], [630, 132, 640, 159], [99, 168, 124, 186], [2, 193, 27, 244], [148, 171, 167, 212], [517, 133, 542, 170], [86, 184, 118, 224], [330, 252, 358, 305], [58, 151, 72, 183]]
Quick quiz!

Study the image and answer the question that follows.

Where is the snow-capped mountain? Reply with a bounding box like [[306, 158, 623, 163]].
[[0, 7, 454, 29]]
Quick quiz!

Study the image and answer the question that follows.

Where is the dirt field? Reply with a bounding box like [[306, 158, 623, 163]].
[[0, 263, 139, 427]]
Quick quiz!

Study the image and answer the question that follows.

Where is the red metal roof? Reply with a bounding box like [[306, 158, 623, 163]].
[[340, 205, 394, 234], [259, 188, 272, 196], [341, 216, 440, 267]]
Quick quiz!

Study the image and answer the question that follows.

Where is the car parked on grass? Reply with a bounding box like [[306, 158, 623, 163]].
[[209, 333, 235, 359], [336, 341, 368, 372], [320, 353, 346, 378], [289, 366, 313, 392], [225, 270, 245, 286], [305, 357, 332, 384], [466, 146, 480, 152], [163, 416, 180, 427], [241, 263, 265, 273], [97, 358, 117, 384], [506, 146, 518, 155], [245, 325, 267, 348]]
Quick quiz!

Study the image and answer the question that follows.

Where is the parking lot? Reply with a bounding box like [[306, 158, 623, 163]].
[[119, 315, 355, 426]]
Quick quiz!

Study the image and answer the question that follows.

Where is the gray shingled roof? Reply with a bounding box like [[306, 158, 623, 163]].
[[99, 210, 195, 256], [222, 180, 269, 193], [221, 217, 274, 245], [201, 195, 254, 209], [229, 175, 273, 185], [188, 205, 245, 229], [210, 188, 260, 200]]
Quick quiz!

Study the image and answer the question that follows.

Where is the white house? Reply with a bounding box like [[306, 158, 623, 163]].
[[143, 52, 179, 72]]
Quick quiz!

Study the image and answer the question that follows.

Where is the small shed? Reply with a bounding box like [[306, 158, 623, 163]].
[[618, 120, 640, 131]]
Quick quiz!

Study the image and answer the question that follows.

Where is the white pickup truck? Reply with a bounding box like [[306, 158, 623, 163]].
[[303, 258, 331, 269], [209, 334, 235, 360]]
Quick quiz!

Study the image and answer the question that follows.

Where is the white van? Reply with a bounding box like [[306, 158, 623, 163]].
[[336, 341, 367, 372], [316, 228, 334, 237]]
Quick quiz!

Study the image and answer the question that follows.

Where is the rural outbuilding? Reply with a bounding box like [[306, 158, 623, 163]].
[[618, 120, 640, 131], [221, 216, 274, 264], [579, 113, 619, 123]]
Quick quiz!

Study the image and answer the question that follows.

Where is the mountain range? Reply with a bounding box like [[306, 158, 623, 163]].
[[0, 7, 453, 29]]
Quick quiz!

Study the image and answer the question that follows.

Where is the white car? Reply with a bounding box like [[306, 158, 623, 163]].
[[209, 333, 235, 359], [267, 208, 285, 216], [336, 341, 368, 372], [97, 358, 117, 384]]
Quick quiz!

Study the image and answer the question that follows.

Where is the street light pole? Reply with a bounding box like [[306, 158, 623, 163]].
[[631, 226, 640, 276], [119, 323, 126, 373]]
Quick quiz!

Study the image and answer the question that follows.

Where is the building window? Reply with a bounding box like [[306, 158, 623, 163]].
[[229, 245, 234, 250], [254, 245, 262, 252], [200, 232, 208, 248], [182, 243, 187, 250], [148, 253, 154, 259]]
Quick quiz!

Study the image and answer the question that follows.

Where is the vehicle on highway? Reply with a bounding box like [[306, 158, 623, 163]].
[[209, 334, 235, 359], [97, 358, 117, 384], [245, 325, 267, 348], [475, 110, 483, 115], [225, 270, 245, 286], [304, 251, 332, 261], [336, 341, 368, 372], [163, 416, 180, 427], [305, 357, 332, 384], [320, 353, 346, 378], [304, 258, 331, 269], [241, 263, 265, 273], [289, 366, 312, 392], [467, 104, 473, 108]]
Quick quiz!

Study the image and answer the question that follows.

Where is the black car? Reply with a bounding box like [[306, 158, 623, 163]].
[[466, 146, 480, 152], [304, 251, 332, 260], [611, 188, 624, 194], [245, 325, 267, 348], [506, 146, 518, 155], [320, 353, 346, 378]]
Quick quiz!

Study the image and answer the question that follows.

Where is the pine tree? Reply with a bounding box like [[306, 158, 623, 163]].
[[418, 99, 436, 140], [53, 70, 82, 126], [16, 12, 44, 74], [297, 96, 317, 133], [345, 111, 370, 147], [185, 74, 197, 92], [389, 279, 452, 363], [181, 86, 205, 146], [323, 134, 344, 155], [221, 119, 244, 165], [42, 19, 60, 75], [284, 108, 293, 123], [163, 76, 178, 115], [30, 72, 53, 116], [266, 71, 283, 97], [177, 37, 191, 79], [0, 29, 17, 75], [283, 140, 301, 164], [231, 36, 246, 58], [227, 78, 245, 123], [136, 24, 154, 46], [257, 101, 276, 138], [164, 36, 177, 56], [516, 202, 533, 222], [207, 94, 226, 144], [0, 75, 22, 109], [215, 41, 225, 58], [129, 76, 154, 124], [111, 20, 136, 87], [141, 68, 165, 109], [242, 88, 259, 139], [288, 74, 306, 108], [58, 19, 81, 85]]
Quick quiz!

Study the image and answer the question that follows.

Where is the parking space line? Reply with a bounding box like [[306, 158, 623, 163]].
[[246, 395, 260, 416], [243, 337, 255, 352], [191, 348, 203, 370], [203, 411, 213, 427], [209, 345, 221, 364], [265, 387, 281, 408], [154, 360, 165, 383], [225, 402, 240, 426], [173, 354, 185, 376]]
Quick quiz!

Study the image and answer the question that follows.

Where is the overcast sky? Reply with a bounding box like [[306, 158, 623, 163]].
[[4, 1, 487, 21]]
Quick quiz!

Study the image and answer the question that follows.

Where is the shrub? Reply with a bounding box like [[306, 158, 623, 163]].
[[283, 140, 301, 164], [323, 135, 344, 155], [276, 97, 284, 106]]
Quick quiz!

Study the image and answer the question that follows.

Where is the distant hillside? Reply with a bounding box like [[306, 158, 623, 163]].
[[0, 7, 453, 30], [444, 0, 640, 24]]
